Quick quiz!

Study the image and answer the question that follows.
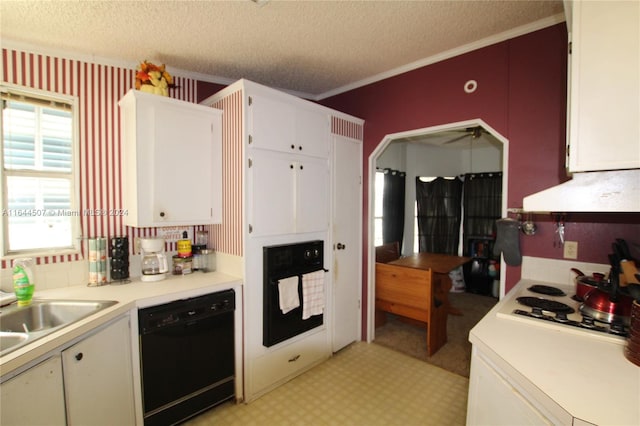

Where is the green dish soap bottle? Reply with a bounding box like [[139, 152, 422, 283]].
[[13, 258, 35, 307]]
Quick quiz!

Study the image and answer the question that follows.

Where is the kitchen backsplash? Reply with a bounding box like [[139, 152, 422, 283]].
[[521, 256, 609, 285]]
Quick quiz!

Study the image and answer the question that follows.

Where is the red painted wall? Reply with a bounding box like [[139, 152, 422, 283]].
[[319, 23, 640, 333]]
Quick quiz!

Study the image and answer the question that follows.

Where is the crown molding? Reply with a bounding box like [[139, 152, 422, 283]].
[[313, 13, 566, 101]]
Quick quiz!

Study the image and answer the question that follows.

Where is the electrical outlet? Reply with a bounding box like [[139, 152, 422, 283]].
[[564, 241, 578, 259]]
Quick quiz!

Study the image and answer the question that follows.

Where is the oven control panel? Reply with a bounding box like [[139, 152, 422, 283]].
[[263, 240, 324, 279]]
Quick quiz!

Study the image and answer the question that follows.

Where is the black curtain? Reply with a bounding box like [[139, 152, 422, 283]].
[[463, 172, 503, 253], [382, 169, 406, 252], [415, 177, 463, 255]]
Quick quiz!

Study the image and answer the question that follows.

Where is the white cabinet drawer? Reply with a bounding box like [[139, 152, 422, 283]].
[[250, 329, 329, 398]]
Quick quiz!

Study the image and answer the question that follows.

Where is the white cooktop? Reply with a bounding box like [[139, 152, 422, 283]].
[[496, 279, 627, 345]]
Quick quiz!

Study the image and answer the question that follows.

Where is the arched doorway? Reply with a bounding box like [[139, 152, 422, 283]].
[[366, 118, 509, 342]]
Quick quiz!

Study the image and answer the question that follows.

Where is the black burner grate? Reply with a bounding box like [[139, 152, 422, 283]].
[[527, 285, 566, 297], [516, 296, 575, 314]]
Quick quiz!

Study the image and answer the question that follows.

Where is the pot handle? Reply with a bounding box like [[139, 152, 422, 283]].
[[571, 268, 585, 277]]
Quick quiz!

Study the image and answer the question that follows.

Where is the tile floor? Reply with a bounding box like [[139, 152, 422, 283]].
[[186, 342, 469, 425]]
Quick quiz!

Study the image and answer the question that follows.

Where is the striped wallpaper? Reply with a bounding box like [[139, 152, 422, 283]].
[[1, 47, 365, 269], [331, 116, 364, 140], [206, 90, 244, 257], [1, 47, 202, 268]]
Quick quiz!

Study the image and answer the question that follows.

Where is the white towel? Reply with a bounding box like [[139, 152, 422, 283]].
[[302, 270, 325, 320], [278, 276, 300, 314]]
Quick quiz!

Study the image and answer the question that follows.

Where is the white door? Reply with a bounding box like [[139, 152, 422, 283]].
[[332, 135, 362, 352]]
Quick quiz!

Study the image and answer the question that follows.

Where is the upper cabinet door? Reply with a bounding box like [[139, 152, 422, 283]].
[[152, 100, 222, 225], [295, 156, 330, 233], [294, 106, 330, 159], [568, 0, 640, 172], [248, 94, 329, 158], [120, 90, 223, 227], [248, 94, 296, 153], [247, 151, 296, 236]]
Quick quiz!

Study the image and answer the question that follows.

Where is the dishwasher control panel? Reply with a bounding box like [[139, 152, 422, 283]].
[[138, 289, 235, 334]]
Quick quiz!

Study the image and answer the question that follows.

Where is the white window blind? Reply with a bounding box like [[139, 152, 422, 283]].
[[2, 86, 79, 255]]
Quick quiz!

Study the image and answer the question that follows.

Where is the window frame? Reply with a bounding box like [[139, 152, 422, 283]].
[[1, 83, 81, 259]]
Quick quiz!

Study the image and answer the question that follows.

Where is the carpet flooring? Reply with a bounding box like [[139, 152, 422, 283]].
[[373, 291, 498, 377]]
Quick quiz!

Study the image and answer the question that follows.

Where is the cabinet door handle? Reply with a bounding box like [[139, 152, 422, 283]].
[[288, 354, 301, 362], [159, 211, 165, 218], [290, 144, 295, 150], [75, 352, 83, 361], [336, 243, 346, 250]]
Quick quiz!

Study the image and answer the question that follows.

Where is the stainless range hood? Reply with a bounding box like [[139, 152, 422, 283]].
[[522, 169, 640, 212]]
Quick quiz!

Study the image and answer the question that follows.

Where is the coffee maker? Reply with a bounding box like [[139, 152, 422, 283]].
[[139, 237, 169, 282]]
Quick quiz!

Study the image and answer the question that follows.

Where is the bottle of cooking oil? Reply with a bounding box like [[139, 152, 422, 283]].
[[12, 258, 35, 306]]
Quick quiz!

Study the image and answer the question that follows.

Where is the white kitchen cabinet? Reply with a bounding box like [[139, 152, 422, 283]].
[[62, 315, 135, 425], [0, 315, 134, 426], [567, 0, 640, 172], [120, 89, 223, 227], [250, 328, 328, 397], [0, 356, 66, 425], [248, 150, 329, 236], [248, 93, 329, 158], [201, 79, 363, 402], [466, 346, 570, 425]]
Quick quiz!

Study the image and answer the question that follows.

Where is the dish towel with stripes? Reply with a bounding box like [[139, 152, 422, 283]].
[[278, 276, 300, 314], [302, 270, 325, 320]]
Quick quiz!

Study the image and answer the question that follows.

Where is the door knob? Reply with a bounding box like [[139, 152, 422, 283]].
[[336, 243, 346, 250]]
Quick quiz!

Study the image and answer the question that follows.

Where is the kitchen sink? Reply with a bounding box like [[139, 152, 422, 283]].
[[0, 332, 29, 352], [0, 299, 117, 357]]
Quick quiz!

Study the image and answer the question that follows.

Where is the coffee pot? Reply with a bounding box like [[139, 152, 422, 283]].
[[139, 237, 169, 282]]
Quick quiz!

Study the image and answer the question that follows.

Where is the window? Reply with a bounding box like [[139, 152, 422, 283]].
[[1, 85, 80, 256], [414, 176, 455, 253], [374, 171, 384, 246]]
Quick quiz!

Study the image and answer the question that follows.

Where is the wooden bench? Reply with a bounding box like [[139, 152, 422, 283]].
[[375, 262, 449, 356]]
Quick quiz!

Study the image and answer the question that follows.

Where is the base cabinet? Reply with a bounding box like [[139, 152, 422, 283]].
[[0, 356, 66, 425], [467, 346, 573, 425], [0, 315, 134, 426], [249, 328, 329, 399], [62, 316, 135, 425]]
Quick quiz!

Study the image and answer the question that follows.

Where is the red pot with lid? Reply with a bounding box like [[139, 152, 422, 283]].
[[571, 268, 604, 302], [578, 268, 633, 326]]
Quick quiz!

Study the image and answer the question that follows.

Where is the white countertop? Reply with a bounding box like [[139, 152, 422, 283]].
[[0, 271, 243, 376], [470, 279, 640, 425]]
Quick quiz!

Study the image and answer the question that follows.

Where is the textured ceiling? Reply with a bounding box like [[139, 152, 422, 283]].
[[0, 0, 564, 98]]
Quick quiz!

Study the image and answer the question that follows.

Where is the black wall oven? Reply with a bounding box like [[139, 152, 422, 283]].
[[263, 240, 325, 347], [138, 289, 235, 425]]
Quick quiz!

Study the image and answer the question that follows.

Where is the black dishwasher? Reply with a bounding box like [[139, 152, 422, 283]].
[[138, 289, 235, 426]]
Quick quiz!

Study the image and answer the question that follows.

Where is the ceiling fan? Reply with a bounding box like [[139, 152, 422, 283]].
[[442, 126, 487, 145]]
